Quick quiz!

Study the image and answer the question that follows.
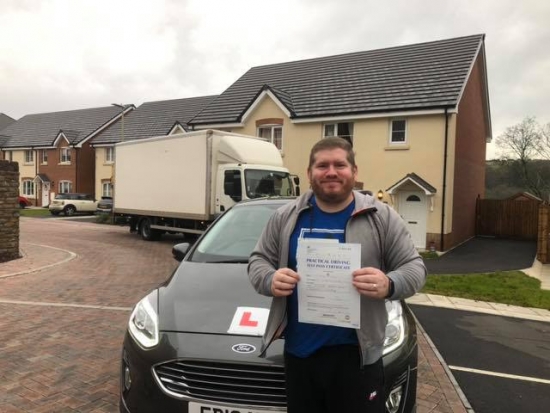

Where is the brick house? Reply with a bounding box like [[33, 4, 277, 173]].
[[189, 34, 492, 251], [0, 106, 131, 206]]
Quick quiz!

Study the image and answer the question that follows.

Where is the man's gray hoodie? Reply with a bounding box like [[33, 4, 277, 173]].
[[248, 190, 427, 365]]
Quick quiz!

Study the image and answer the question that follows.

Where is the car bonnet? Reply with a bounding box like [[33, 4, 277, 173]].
[[157, 261, 271, 334]]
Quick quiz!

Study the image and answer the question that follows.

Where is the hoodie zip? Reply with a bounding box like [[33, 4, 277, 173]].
[[260, 202, 313, 357]]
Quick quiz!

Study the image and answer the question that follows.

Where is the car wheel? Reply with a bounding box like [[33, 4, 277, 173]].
[[19, 202, 27, 209], [50, 211, 60, 216], [139, 218, 161, 241], [64, 205, 76, 216]]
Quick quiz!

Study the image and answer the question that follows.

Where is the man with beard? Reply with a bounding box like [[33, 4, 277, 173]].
[[248, 137, 426, 413]]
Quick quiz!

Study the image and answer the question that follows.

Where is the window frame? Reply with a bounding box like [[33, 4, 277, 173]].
[[59, 181, 72, 194], [105, 147, 115, 163], [257, 124, 283, 151], [323, 122, 354, 145], [41, 150, 48, 164], [22, 179, 35, 197], [60, 147, 72, 164], [390, 119, 407, 144], [24, 150, 34, 164], [102, 181, 113, 197]]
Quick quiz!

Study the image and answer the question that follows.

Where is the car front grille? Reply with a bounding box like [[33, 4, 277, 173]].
[[154, 359, 287, 407]]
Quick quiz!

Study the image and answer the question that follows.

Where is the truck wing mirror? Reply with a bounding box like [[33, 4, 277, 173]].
[[292, 175, 300, 196]]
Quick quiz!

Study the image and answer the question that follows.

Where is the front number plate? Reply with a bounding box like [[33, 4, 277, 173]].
[[188, 402, 281, 413]]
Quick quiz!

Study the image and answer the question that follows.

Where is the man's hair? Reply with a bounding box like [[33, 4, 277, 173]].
[[308, 137, 356, 169]]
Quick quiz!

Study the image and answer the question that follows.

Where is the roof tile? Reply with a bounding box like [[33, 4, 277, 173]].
[[91, 95, 216, 145], [190, 34, 484, 125]]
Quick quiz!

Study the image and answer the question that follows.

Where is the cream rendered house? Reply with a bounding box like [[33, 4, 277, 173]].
[[91, 96, 216, 199], [189, 34, 492, 251]]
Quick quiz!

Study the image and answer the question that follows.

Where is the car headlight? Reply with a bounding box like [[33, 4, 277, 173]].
[[383, 300, 405, 355], [128, 291, 159, 348]]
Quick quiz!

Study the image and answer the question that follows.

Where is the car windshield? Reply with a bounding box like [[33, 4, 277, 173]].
[[245, 170, 294, 198], [190, 203, 281, 263]]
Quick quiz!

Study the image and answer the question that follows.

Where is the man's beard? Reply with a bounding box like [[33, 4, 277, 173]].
[[310, 178, 355, 204]]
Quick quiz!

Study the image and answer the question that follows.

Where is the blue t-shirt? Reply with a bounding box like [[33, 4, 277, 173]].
[[285, 197, 358, 358]]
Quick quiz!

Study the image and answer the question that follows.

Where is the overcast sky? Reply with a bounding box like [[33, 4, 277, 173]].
[[1, 0, 548, 159]]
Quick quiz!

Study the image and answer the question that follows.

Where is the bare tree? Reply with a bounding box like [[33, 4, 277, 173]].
[[539, 122, 550, 159], [496, 116, 540, 160], [495, 117, 549, 198]]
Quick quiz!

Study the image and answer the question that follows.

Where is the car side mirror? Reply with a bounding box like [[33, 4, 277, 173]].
[[172, 243, 190, 262]]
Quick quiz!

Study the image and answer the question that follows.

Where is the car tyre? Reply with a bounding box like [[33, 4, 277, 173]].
[[19, 202, 27, 209], [139, 218, 161, 241], [50, 211, 60, 216], [64, 205, 77, 216]]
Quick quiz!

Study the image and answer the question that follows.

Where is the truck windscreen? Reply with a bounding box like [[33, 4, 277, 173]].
[[244, 170, 293, 198]]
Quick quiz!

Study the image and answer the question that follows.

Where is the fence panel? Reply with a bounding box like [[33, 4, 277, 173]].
[[476, 199, 540, 240]]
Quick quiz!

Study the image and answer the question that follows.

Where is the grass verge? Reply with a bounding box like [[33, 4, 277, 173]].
[[422, 271, 550, 310], [19, 208, 51, 217]]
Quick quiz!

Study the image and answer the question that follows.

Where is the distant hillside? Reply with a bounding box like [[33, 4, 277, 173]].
[[485, 159, 550, 200]]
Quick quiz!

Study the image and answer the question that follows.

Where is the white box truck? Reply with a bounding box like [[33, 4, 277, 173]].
[[114, 129, 299, 240]]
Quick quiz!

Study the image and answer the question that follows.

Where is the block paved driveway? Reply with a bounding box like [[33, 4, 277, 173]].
[[1, 218, 462, 413], [0, 219, 180, 413]]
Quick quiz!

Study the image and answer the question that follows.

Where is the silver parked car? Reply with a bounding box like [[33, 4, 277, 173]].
[[96, 196, 113, 214], [49, 193, 98, 216]]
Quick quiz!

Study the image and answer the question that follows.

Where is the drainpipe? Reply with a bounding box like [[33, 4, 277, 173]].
[[35, 147, 39, 206], [440, 108, 450, 251], [73, 145, 78, 192]]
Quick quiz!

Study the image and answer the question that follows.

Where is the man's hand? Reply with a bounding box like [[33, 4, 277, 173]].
[[352, 267, 390, 299], [271, 268, 300, 297]]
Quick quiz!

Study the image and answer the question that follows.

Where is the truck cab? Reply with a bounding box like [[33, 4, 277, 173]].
[[216, 164, 299, 213]]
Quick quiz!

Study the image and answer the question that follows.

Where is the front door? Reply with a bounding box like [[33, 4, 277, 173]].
[[42, 182, 50, 206], [398, 190, 427, 249]]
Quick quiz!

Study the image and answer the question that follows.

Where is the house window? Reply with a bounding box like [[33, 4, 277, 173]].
[[102, 181, 113, 197], [257, 125, 283, 150], [42, 150, 48, 164], [24, 150, 34, 163], [105, 147, 115, 163], [60, 148, 71, 163], [59, 181, 72, 194], [323, 122, 354, 145], [390, 119, 407, 144], [22, 179, 35, 196]]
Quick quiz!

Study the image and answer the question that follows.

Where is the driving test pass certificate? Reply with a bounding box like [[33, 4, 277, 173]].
[[296, 239, 361, 328]]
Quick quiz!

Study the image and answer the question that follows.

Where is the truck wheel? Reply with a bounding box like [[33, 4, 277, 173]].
[[139, 218, 161, 241], [64, 205, 76, 216]]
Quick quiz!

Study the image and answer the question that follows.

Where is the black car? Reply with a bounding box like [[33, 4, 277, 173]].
[[120, 198, 418, 413]]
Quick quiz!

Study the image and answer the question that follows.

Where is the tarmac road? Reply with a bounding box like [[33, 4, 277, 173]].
[[411, 305, 550, 413], [425, 237, 537, 274]]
